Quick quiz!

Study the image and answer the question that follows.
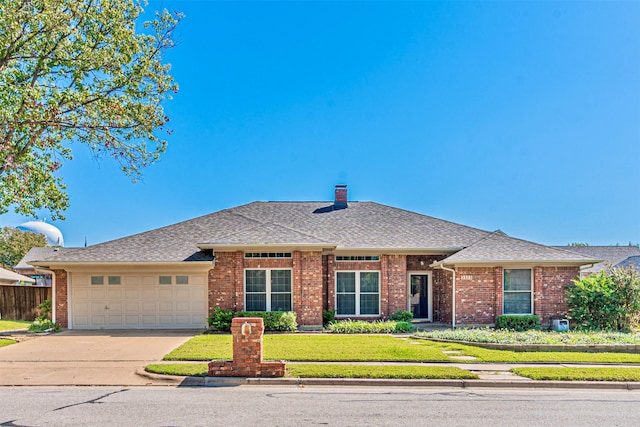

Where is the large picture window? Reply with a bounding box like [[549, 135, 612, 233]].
[[336, 271, 380, 316], [245, 269, 292, 312], [503, 269, 532, 315]]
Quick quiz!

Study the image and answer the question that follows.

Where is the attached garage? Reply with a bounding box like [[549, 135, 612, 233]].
[[69, 273, 207, 329]]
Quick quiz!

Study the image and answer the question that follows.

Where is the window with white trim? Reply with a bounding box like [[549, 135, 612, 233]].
[[503, 268, 533, 315], [245, 269, 292, 311], [335, 255, 380, 262], [336, 271, 380, 316], [244, 252, 292, 259]]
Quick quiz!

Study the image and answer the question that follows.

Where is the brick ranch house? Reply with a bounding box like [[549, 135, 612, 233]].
[[29, 185, 599, 330]]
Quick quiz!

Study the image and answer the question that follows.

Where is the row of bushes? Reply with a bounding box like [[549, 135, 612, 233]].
[[208, 308, 298, 332], [209, 308, 416, 333], [327, 320, 413, 334]]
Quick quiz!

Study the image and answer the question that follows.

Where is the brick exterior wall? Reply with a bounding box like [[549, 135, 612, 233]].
[[207, 252, 580, 328], [432, 268, 453, 323], [208, 251, 244, 312], [455, 267, 498, 325], [384, 254, 407, 317], [534, 266, 579, 325], [53, 269, 68, 328], [452, 265, 580, 326], [208, 251, 323, 327], [296, 251, 323, 326]]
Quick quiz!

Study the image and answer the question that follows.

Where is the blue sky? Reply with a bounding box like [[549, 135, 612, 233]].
[[1, 1, 639, 248]]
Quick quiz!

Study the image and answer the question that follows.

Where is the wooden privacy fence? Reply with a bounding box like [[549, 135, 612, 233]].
[[0, 285, 52, 321]]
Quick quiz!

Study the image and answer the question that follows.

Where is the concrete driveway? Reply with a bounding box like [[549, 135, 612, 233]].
[[0, 330, 198, 386]]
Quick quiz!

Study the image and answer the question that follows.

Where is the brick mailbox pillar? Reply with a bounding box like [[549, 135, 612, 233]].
[[208, 317, 286, 377]]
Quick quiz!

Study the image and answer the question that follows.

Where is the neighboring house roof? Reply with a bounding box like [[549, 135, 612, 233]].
[[553, 246, 640, 274], [28, 200, 597, 267], [436, 231, 598, 266], [0, 267, 35, 284], [616, 255, 640, 272], [14, 247, 67, 270]]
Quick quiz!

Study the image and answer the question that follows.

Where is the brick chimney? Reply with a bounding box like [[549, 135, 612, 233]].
[[334, 184, 347, 209]]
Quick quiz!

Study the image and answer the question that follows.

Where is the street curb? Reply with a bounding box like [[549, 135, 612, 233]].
[[136, 369, 640, 390]]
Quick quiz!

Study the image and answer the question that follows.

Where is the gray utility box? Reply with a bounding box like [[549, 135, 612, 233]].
[[552, 319, 569, 332]]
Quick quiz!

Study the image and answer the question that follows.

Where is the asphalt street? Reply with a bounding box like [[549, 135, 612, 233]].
[[1, 386, 639, 426]]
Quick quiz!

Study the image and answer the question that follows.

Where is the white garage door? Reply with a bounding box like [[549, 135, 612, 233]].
[[70, 273, 207, 329]]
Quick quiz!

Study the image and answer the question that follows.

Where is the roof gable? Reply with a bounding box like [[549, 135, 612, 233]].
[[438, 231, 599, 265]]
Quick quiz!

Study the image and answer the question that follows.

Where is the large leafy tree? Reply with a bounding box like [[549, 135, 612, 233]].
[[0, 226, 47, 268], [0, 0, 182, 219]]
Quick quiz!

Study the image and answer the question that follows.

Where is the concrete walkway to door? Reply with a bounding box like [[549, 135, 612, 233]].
[[0, 330, 199, 386]]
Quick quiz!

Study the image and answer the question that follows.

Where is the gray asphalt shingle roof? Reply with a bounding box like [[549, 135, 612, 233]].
[[439, 231, 598, 264], [553, 246, 640, 273], [14, 247, 67, 269], [29, 200, 596, 266]]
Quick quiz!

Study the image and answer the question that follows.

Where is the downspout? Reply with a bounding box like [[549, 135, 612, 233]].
[[438, 264, 456, 328]]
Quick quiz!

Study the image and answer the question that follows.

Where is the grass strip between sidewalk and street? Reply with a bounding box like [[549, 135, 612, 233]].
[[0, 320, 31, 332], [511, 367, 640, 382], [286, 364, 478, 379], [0, 339, 16, 348], [147, 363, 208, 377], [145, 363, 478, 380]]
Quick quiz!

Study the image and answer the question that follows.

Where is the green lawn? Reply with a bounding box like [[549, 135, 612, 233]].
[[147, 363, 208, 377], [0, 339, 16, 348], [145, 362, 477, 379], [417, 329, 640, 345], [164, 335, 450, 362], [0, 320, 31, 332], [512, 367, 640, 382], [287, 364, 477, 379], [163, 334, 640, 364], [428, 340, 640, 363]]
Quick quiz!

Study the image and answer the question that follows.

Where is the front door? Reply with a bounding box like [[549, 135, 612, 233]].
[[409, 273, 430, 320]]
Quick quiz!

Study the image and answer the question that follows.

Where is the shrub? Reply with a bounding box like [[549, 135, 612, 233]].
[[207, 309, 298, 332], [495, 315, 540, 331], [323, 309, 335, 327], [389, 310, 413, 322], [327, 320, 414, 334], [207, 307, 234, 331], [567, 267, 640, 331], [28, 298, 60, 332], [235, 311, 298, 331]]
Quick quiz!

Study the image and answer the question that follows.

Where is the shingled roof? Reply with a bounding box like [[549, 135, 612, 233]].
[[14, 247, 68, 270], [436, 231, 599, 265], [31, 201, 492, 264], [29, 200, 599, 267], [553, 245, 640, 274]]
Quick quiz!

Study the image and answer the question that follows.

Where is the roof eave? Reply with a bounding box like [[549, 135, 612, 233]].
[[29, 261, 213, 269], [431, 259, 602, 268]]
